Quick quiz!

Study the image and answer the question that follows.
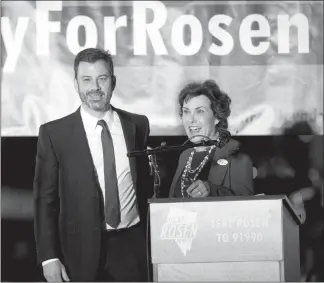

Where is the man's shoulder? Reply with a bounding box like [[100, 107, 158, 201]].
[[114, 107, 148, 124], [40, 110, 78, 131]]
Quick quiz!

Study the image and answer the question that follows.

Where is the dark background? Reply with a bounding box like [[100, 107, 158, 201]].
[[1, 130, 324, 281]]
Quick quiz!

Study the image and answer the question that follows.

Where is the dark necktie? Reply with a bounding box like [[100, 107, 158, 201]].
[[97, 119, 121, 228]]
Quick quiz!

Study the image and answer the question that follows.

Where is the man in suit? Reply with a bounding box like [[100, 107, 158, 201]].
[[34, 48, 152, 282]]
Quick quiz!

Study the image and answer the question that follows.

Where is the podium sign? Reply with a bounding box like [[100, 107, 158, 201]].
[[149, 195, 301, 281]]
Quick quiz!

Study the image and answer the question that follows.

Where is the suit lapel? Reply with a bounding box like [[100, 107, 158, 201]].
[[169, 149, 192, 197], [71, 107, 138, 191], [208, 139, 240, 187], [114, 107, 137, 188], [70, 108, 101, 190]]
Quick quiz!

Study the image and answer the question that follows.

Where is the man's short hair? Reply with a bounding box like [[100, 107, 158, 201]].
[[74, 48, 114, 78]]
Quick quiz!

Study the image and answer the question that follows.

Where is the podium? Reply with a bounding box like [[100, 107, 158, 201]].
[[148, 195, 302, 282]]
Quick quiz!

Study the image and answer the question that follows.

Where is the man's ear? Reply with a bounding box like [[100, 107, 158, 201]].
[[112, 75, 116, 91], [74, 78, 78, 93]]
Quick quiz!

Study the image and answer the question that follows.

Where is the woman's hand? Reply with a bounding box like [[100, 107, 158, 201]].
[[186, 180, 210, 197]]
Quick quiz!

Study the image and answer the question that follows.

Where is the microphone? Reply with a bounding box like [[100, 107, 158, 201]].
[[127, 142, 168, 157], [127, 132, 230, 157], [127, 149, 149, 157], [195, 139, 220, 147], [189, 132, 230, 148]]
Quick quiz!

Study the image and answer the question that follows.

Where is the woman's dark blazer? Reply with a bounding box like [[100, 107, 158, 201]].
[[169, 139, 254, 197]]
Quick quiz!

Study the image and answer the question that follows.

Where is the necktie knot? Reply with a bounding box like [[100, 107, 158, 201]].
[[97, 119, 108, 129]]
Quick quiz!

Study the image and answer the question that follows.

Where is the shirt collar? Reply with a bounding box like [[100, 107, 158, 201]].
[[80, 105, 115, 132]]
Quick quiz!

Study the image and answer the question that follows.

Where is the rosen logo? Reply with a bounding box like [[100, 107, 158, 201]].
[[160, 207, 198, 255]]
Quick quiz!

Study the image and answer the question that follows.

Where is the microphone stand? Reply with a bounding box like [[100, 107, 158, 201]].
[[127, 134, 230, 197], [149, 151, 161, 198]]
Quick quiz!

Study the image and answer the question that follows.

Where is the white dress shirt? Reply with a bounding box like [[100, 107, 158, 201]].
[[42, 106, 139, 266]]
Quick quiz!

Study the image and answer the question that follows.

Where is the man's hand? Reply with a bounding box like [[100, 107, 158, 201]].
[[186, 180, 210, 197], [43, 260, 70, 282]]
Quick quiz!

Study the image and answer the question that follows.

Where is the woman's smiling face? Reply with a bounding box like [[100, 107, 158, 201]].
[[182, 95, 219, 143]]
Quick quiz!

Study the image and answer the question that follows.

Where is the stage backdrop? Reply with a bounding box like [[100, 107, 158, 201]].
[[1, 1, 323, 136]]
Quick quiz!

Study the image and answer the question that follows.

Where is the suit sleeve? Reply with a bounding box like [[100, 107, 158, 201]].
[[207, 153, 254, 196], [139, 116, 154, 199], [228, 153, 254, 196], [143, 116, 150, 147], [208, 182, 236, 197], [33, 125, 60, 264], [168, 150, 189, 197]]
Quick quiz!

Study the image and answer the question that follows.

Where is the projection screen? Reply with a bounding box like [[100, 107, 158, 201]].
[[1, 1, 323, 136]]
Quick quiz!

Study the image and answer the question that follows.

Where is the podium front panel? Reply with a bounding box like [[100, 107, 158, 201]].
[[150, 199, 283, 263], [156, 261, 281, 281]]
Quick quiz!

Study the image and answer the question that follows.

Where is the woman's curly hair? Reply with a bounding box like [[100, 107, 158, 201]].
[[178, 80, 232, 141]]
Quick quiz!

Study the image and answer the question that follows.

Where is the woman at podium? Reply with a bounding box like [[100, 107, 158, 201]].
[[168, 80, 254, 198]]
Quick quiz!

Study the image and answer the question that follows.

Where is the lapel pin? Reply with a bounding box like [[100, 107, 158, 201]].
[[217, 159, 228, 166]]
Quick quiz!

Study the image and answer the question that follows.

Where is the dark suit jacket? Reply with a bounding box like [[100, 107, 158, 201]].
[[169, 139, 254, 197], [33, 106, 152, 281]]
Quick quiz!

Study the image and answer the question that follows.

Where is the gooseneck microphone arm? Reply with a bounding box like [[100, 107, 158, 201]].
[[127, 134, 230, 198], [127, 134, 227, 157]]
